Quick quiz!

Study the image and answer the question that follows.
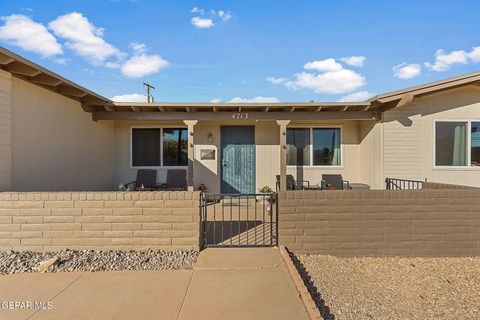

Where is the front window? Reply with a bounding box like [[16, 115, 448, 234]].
[[313, 128, 341, 166], [132, 128, 160, 166], [131, 127, 187, 167], [286, 128, 310, 165], [286, 127, 341, 166], [435, 122, 467, 166], [472, 122, 480, 166], [162, 128, 188, 166]]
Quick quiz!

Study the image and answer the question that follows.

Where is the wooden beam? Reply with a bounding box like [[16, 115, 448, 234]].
[[3, 63, 41, 77], [393, 94, 414, 109], [0, 54, 14, 65], [59, 85, 87, 98], [104, 105, 115, 112], [30, 73, 63, 87], [93, 111, 377, 121], [81, 103, 96, 113]]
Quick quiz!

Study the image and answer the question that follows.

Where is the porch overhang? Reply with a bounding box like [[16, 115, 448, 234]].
[[92, 101, 378, 121]]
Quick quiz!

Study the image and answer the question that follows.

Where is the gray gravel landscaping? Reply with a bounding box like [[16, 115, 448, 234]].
[[0, 250, 198, 274], [294, 254, 480, 320]]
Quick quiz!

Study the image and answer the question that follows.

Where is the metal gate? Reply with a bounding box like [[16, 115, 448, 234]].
[[200, 193, 278, 248]]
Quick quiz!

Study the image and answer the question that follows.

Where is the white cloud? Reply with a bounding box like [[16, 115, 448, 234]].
[[129, 42, 147, 54], [218, 11, 232, 21], [340, 56, 366, 67], [266, 76, 288, 84], [269, 58, 366, 94], [191, 7, 204, 14], [111, 93, 147, 102], [214, 97, 280, 103], [49, 12, 123, 65], [121, 53, 168, 78], [393, 63, 421, 79], [0, 14, 62, 58], [191, 17, 214, 29], [425, 49, 469, 72], [338, 91, 374, 102], [304, 58, 343, 72]]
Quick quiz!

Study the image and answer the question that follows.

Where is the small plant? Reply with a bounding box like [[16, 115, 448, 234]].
[[258, 185, 272, 193]]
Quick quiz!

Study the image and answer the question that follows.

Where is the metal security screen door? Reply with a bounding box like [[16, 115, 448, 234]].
[[220, 126, 256, 194]]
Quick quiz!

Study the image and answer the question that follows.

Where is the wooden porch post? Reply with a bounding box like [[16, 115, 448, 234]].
[[276, 120, 290, 191], [183, 120, 198, 191]]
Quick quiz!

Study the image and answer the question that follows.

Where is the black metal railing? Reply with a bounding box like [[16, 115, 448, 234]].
[[385, 177, 424, 190], [200, 193, 278, 248]]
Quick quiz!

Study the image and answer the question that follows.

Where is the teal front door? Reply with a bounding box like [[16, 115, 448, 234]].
[[220, 126, 256, 194]]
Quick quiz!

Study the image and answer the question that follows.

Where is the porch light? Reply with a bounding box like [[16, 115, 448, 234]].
[[208, 133, 214, 144]]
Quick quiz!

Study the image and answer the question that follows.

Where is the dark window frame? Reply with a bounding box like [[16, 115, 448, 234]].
[[131, 127, 188, 168]]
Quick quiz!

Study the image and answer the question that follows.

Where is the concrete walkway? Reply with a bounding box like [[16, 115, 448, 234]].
[[0, 248, 309, 320]]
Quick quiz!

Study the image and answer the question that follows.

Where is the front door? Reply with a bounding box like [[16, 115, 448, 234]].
[[220, 126, 256, 194]]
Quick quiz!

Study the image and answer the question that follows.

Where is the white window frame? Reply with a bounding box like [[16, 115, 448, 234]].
[[130, 126, 188, 169], [433, 119, 480, 170], [286, 125, 343, 168]]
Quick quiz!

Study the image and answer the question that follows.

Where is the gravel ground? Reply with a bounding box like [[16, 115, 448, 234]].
[[0, 250, 198, 274], [294, 254, 480, 320]]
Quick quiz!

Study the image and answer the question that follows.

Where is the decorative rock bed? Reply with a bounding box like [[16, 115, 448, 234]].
[[294, 254, 480, 320], [0, 250, 198, 274]]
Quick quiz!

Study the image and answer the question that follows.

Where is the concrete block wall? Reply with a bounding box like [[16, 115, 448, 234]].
[[278, 190, 480, 257], [0, 191, 200, 251]]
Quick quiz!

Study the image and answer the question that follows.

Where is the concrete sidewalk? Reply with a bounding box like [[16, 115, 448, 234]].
[[0, 248, 309, 320]]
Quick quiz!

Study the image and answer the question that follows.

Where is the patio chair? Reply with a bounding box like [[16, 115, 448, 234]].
[[276, 175, 310, 191], [321, 174, 350, 190], [125, 169, 158, 191], [158, 169, 187, 191]]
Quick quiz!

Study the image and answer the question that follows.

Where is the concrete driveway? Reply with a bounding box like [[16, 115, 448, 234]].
[[0, 248, 309, 320]]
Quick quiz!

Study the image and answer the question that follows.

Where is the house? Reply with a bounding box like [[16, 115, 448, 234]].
[[0, 46, 479, 193]]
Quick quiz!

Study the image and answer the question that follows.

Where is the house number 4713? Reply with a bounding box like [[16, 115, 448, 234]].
[[231, 112, 249, 120]]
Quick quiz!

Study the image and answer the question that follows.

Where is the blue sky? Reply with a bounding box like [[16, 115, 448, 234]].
[[1, 0, 480, 103]]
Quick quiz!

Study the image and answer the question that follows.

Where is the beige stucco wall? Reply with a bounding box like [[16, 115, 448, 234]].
[[0, 70, 12, 191], [382, 85, 480, 187], [359, 120, 383, 189], [113, 120, 365, 193], [10, 77, 115, 191]]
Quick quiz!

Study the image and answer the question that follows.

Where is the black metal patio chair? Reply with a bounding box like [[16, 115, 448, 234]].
[[321, 174, 350, 190], [276, 175, 310, 191], [125, 169, 159, 191]]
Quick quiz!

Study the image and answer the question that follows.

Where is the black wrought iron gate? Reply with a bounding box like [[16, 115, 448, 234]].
[[200, 193, 278, 248]]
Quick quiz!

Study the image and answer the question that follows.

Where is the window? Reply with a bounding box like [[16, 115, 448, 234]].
[[131, 127, 188, 167], [435, 122, 467, 166], [287, 127, 341, 166], [313, 128, 341, 166], [132, 128, 160, 166], [162, 128, 188, 166], [472, 122, 480, 166], [286, 128, 310, 165], [434, 120, 480, 167]]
